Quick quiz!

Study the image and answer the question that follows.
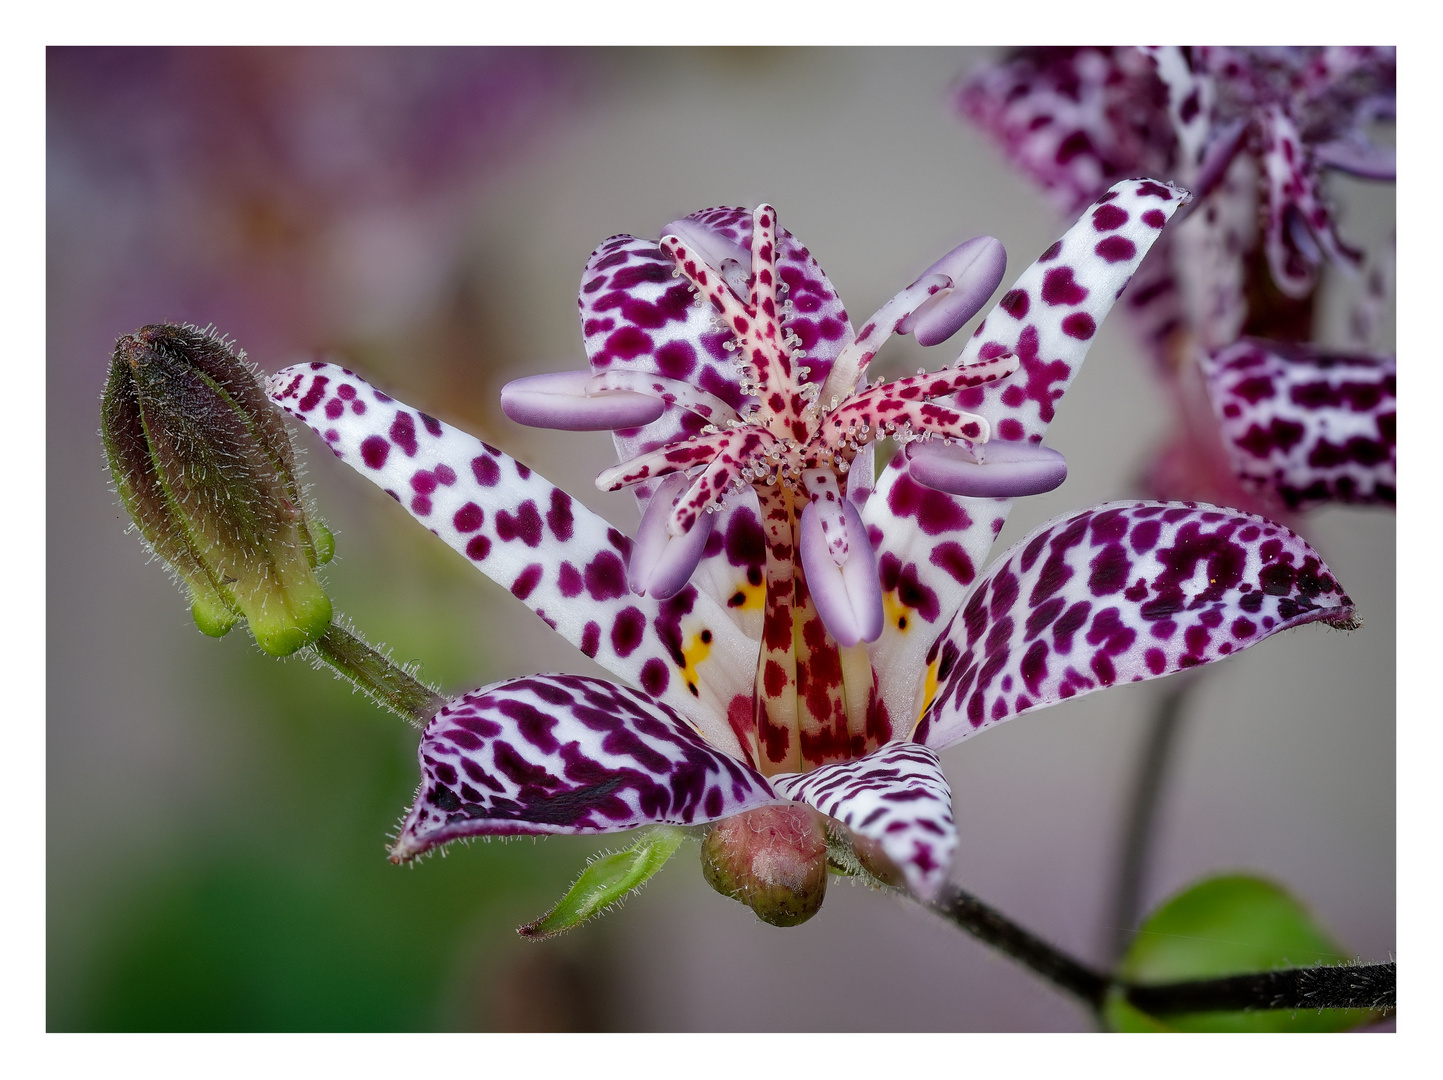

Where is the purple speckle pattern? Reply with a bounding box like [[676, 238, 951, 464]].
[[772, 742, 955, 900], [580, 207, 851, 479], [671, 205, 853, 382], [956, 178, 1190, 440], [578, 204, 1018, 775], [262, 195, 1357, 905], [393, 674, 777, 859], [863, 178, 1188, 726], [266, 362, 759, 761], [1258, 105, 1363, 299], [577, 210, 851, 638], [958, 46, 1394, 307], [1200, 340, 1396, 508], [956, 48, 1174, 216], [913, 501, 1356, 751]]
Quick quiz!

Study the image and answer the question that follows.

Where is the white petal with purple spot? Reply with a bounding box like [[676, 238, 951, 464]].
[[1200, 340, 1395, 509], [267, 362, 760, 762], [914, 501, 1356, 750], [863, 178, 1190, 732], [394, 675, 778, 858], [773, 742, 956, 900]]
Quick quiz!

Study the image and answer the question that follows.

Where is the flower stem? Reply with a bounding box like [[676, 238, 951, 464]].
[[921, 883, 1395, 1019], [1107, 674, 1196, 960], [1122, 961, 1395, 1016], [308, 619, 447, 727], [928, 882, 1111, 1009]]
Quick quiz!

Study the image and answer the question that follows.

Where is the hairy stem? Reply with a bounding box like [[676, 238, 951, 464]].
[[308, 619, 447, 726], [1124, 961, 1395, 1016], [920, 882, 1394, 1020], [1108, 675, 1197, 960]]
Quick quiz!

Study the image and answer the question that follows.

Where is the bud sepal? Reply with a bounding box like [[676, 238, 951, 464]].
[[102, 324, 334, 656]]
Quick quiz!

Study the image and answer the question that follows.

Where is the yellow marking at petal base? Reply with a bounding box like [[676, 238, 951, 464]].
[[727, 576, 766, 612], [679, 624, 715, 699], [884, 592, 916, 634], [918, 658, 940, 728]]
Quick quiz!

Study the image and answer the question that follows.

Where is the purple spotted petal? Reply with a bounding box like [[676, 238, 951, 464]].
[[581, 231, 748, 471], [863, 178, 1189, 729], [961, 47, 1393, 344], [392, 675, 778, 859], [905, 440, 1067, 499], [799, 498, 883, 648], [1140, 46, 1214, 187], [1259, 106, 1362, 298], [913, 501, 1356, 751], [961, 46, 1394, 220], [957, 48, 1172, 215], [955, 176, 1192, 441], [1199, 340, 1396, 509], [772, 742, 955, 900], [579, 213, 850, 636], [500, 369, 666, 431], [653, 490, 769, 653], [902, 236, 1008, 347], [581, 209, 852, 480], [668, 206, 854, 382], [266, 362, 761, 762], [629, 473, 717, 599]]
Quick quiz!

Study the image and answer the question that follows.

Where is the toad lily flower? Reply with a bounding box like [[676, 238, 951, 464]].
[[266, 181, 1355, 916]]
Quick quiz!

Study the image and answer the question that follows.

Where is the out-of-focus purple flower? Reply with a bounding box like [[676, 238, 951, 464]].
[[958, 47, 1391, 307], [958, 47, 1395, 512]]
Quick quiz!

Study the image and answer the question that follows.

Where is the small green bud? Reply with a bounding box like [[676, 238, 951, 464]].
[[102, 323, 334, 656], [700, 805, 829, 927]]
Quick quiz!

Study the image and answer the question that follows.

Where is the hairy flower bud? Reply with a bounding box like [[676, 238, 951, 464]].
[[848, 833, 906, 888], [700, 805, 829, 927], [101, 324, 334, 656]]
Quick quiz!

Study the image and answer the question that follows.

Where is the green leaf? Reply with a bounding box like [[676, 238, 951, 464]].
[[517, 826, 686, 940], [1107, 874, 1381, 1032]]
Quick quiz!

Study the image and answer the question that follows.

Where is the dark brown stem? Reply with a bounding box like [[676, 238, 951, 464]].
[[921, 883, 1394, 1020], [928, 882, 1111, 1010], [1125, 962, 1395, 1016], [309, 620, 447, 727]]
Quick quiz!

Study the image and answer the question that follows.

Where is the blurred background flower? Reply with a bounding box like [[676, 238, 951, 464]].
[[957, 47, 1396, 518], [49, 47, 1394, 1031]]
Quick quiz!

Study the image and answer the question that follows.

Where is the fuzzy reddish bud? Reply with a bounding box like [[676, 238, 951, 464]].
[[700, 805, 829, 927]]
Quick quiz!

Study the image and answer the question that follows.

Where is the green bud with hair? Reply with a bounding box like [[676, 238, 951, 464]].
[[102, 323, 334, 656]]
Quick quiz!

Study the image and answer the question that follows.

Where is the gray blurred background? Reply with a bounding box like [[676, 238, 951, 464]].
[[48, 47, 1394, 1031]]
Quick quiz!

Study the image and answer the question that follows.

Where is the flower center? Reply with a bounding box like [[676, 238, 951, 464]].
[[595, 205, 1018, 775], [597, 205, 1017, 541]]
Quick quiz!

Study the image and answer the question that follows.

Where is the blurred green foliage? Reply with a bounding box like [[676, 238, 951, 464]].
[[49, 536, 618, 1031]]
